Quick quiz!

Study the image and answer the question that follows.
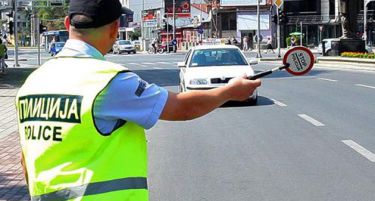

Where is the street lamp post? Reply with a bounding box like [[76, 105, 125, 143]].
[[257, 0, 262, 58]]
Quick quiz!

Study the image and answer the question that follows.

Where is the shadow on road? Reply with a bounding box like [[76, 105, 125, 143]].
[[222, 96, 274, 108], [0, 68, 35, 89], [0, 174, 30, 200], [133, 69, 179, 87]]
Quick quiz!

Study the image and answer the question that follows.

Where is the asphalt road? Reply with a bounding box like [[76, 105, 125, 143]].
[[6, 49, 375, 201]]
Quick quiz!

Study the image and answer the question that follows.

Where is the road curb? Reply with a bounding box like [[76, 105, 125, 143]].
[[317, 57, 375, 64]]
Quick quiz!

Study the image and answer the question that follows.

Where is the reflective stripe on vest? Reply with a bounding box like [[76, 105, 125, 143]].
[[16, 57, 149, 201], [31, 177, 147, 201]]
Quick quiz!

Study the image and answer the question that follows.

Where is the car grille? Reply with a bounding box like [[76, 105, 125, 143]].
[[210, 77, 233, 84]]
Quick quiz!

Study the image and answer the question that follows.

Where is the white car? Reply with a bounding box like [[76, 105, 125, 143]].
[[113, 40, 136, 54], [178, 45, 259, 104]]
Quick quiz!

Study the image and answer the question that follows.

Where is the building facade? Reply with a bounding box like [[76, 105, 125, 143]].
[[214, 0, 375, 48]]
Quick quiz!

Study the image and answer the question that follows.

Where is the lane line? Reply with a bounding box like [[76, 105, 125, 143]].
[[153, 67, 163, 70], [271, 99, 287, 107], [355, 84, 375, 89], [142, 62, 154, 65], [156, 62, 171, 64], [342, 140, 375, 162], [298, 114, 325, 127], [130, 63, 146, 67], [318, 78, 338, 82]]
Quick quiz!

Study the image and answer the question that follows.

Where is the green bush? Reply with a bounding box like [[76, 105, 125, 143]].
[[341, 52, 375, 59]]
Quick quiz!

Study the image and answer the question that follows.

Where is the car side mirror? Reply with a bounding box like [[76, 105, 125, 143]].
[[177, 62, 186, 68], [247, 58, 258, 65]]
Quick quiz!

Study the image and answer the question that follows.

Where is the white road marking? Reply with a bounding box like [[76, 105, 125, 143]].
[[318, 78, 338, 82], [342, 140, 375, 162], [298, 114, 325, 127], [355, 84, 375, 89], [156, 62, 171, 64], [129, 63, 146, 67], [153, 67, 163, 70], [271, 99, 287, 107], [142, 62, 154, 65]]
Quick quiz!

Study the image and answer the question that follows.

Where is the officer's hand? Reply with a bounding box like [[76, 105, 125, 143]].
[[226, 75, 261, 101]]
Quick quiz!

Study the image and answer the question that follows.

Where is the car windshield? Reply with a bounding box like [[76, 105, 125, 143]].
[[119, 40, 131, 45], [189, 49, 247, 67], [55, 43, 65, 48]]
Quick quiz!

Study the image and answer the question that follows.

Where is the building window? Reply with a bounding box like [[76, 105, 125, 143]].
[[285, 0, 320, 15], [221, 12, 236, 31]]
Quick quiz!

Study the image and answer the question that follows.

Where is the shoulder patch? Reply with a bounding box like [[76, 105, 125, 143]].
[[135, 80, 147, 97]]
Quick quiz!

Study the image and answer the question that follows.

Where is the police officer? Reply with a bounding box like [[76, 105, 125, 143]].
[[16, 0, 261, 200]]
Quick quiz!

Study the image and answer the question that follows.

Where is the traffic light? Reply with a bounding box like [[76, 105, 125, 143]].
[[279, 10, 288, 24], [39, 23, 47, 33], [8, 21, 13, 35]]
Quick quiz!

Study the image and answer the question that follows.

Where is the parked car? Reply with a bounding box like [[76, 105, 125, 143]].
[[178, 45, 259, 104], [113, 40, 136, 54], [50, 42, 65, 56], [318, 38, 373, 55]]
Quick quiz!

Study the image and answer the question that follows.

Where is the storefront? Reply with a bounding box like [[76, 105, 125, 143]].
[[237, 11, 272, 49]]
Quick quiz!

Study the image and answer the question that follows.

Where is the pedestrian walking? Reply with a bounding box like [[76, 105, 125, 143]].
[[243, 36, 249, 51], [15, 0, 261, 200], [265, 37, 275, 54], [0, 40, 8, 72], [291, 36, 296, 47]]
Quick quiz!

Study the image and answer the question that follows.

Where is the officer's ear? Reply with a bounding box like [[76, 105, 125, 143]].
[[108, 20, 120, 41], [64, 16, 71, 32]]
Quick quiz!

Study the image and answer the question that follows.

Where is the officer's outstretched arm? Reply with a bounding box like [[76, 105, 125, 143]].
[[160, 77, 261, 121]]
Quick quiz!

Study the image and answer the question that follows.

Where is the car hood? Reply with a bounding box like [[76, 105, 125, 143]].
[[184, 65, 254, 81]]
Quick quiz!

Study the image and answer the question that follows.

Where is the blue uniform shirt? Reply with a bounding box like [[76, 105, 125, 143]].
[[58, 39, 168, 133]]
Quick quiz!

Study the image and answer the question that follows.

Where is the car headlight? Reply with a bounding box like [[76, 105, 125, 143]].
[[189, 79, 208, 85]]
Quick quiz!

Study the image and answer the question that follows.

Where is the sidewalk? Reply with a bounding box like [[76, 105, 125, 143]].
[[0, 62, 35, 200]]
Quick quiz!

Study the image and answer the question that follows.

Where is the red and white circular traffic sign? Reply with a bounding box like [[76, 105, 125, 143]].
[[283, 46, 314, 76]]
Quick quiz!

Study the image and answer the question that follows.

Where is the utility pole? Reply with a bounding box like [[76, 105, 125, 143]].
[[257, 0, 262, 58], [172, 0, 176, 52], [300, 21, 303, 46], [141, 0, 145, 51], [36, 16, 41, 66], [14, 0, 19, 67]]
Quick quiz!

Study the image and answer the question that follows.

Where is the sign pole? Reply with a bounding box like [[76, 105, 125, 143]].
[[277, 6, 281, 58], [257, 0, 262, 58]]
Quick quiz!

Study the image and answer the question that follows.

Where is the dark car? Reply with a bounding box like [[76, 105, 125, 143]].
[[50, 42, 65, 56]]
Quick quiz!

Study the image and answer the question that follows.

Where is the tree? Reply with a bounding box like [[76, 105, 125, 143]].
[[129, 30, 141, 41], [35, 1, 69, 31]]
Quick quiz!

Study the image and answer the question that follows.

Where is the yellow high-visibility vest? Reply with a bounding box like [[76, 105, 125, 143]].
[[16, 57, 148, 201]]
